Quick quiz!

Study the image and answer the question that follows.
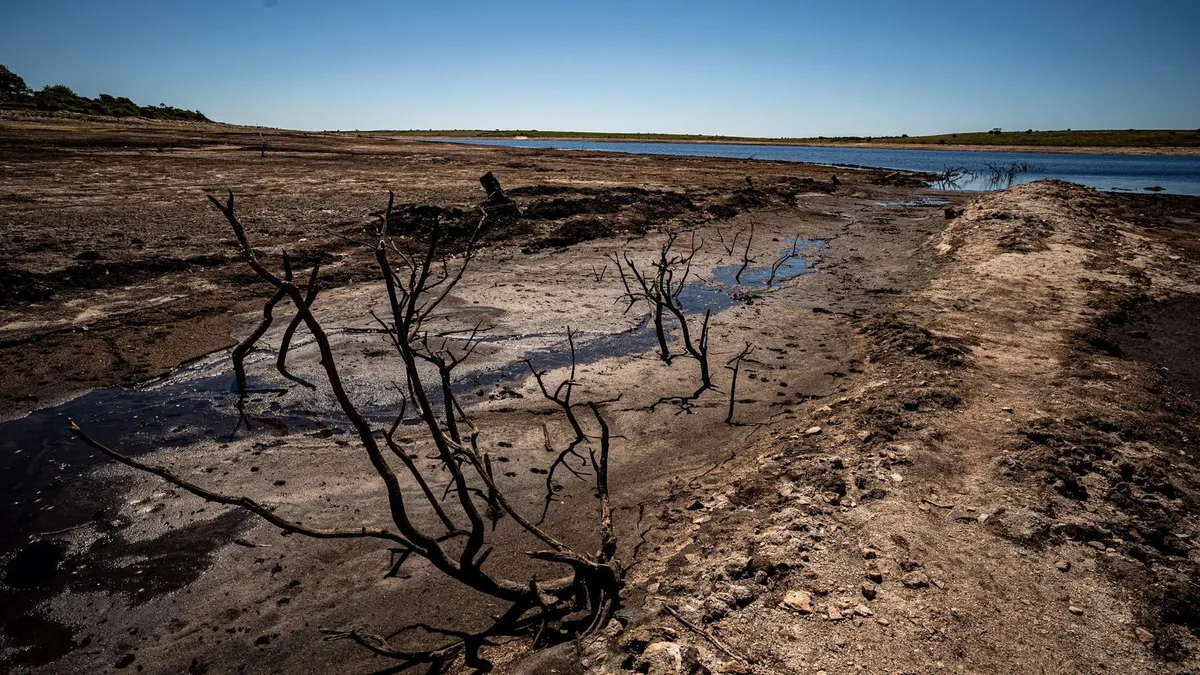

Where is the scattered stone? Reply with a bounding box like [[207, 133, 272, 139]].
[[1055, 560, 1071, 572], [723, 554, 753, 579], [703, 594, 735, 621], [950, 509, 978, 522], [827, 606, 844, 621], [781, 590, 813, 614], [729, 585, 756, 606], [1001, 406, 1014, 413], [1068, 606, 1084, 616], [804, 426, 822, 436], [854, 604, 874, 617], [865, 567, 884, 584], [890, 473, 904, 483], [876, 617, 891, 626], [636, 641, 707, 675], [901, 571, 930, 589], [860, 582, 877, 600], [861, 547, 878, 560], [857, 430, 873, 442], [1086, 540, 1108, 551]]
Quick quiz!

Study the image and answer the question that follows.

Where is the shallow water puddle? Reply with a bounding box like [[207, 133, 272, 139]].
[[874, 197, 951, 207]]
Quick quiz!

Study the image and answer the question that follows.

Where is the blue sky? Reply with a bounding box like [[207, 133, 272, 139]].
[[3, 1, 1198, 135]]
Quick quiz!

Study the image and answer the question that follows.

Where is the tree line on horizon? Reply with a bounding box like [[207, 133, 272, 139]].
[[0, 65, 209, 122]]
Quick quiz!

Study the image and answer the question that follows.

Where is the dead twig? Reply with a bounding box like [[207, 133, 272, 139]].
[[663, 604, 750, 665]]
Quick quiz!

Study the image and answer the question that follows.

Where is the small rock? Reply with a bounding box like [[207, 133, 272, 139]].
[[827, 606, 843, 621], [890, 473, 904, 483], [1068, 606, 1084, 616], [950, 509, 977, 522], [724, 554, 753, 579], [854, 603, 874, 617], [804, 426, 822, 436], [1086, 540, 1107, 551], [901, 572, 930, 589], [729, 585, 756, 605], [1055, 560, 1071, 572], [637, 641, 706, 675], [781, 590, 813, 614], [1001, 406, 1014, 413], [857, 430, 873, 442], [861, 547, 878, 560], [860, 582, 877, 600], [865, 567, 884, 584], [876, 617, 890, 626], [703, 595, 734, 621], [1134, 627, 1155, 645]]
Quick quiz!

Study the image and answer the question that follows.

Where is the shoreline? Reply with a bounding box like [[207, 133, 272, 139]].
[[408, 135, 1200, 157]]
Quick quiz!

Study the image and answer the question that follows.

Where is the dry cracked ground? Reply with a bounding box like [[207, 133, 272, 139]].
[[1, 118, 1198, 674]]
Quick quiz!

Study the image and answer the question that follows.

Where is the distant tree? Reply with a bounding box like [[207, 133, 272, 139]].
[[33, 84, 89, 112], [0, 65, 32, 100]]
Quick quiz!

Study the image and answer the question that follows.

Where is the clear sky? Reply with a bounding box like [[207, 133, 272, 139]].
[[3, 0, 1198, 136]]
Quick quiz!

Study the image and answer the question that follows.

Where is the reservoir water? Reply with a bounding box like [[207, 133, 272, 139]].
[[438, 139, 1200, 196]]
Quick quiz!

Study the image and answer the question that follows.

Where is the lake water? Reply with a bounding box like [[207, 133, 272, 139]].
[[439, 139, 1200, 196]]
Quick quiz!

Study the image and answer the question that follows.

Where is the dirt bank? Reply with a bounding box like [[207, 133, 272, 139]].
[[585, 181, 1200, 674]]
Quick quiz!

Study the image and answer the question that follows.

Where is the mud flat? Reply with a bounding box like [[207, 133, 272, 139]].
[[1, 121, 1198, 674]]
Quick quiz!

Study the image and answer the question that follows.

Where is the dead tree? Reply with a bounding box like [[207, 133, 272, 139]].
[[610, 247, 671, 364], [714, 223, 748, 256], [765, 235, 804, 288], [69, 188, 625, 671], [613, 232, 714, 403], [734, 222, 756, 283], [724, 342, 755, 425]]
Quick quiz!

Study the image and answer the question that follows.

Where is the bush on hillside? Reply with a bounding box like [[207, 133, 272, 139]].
[[3, 65, 208, 121]]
